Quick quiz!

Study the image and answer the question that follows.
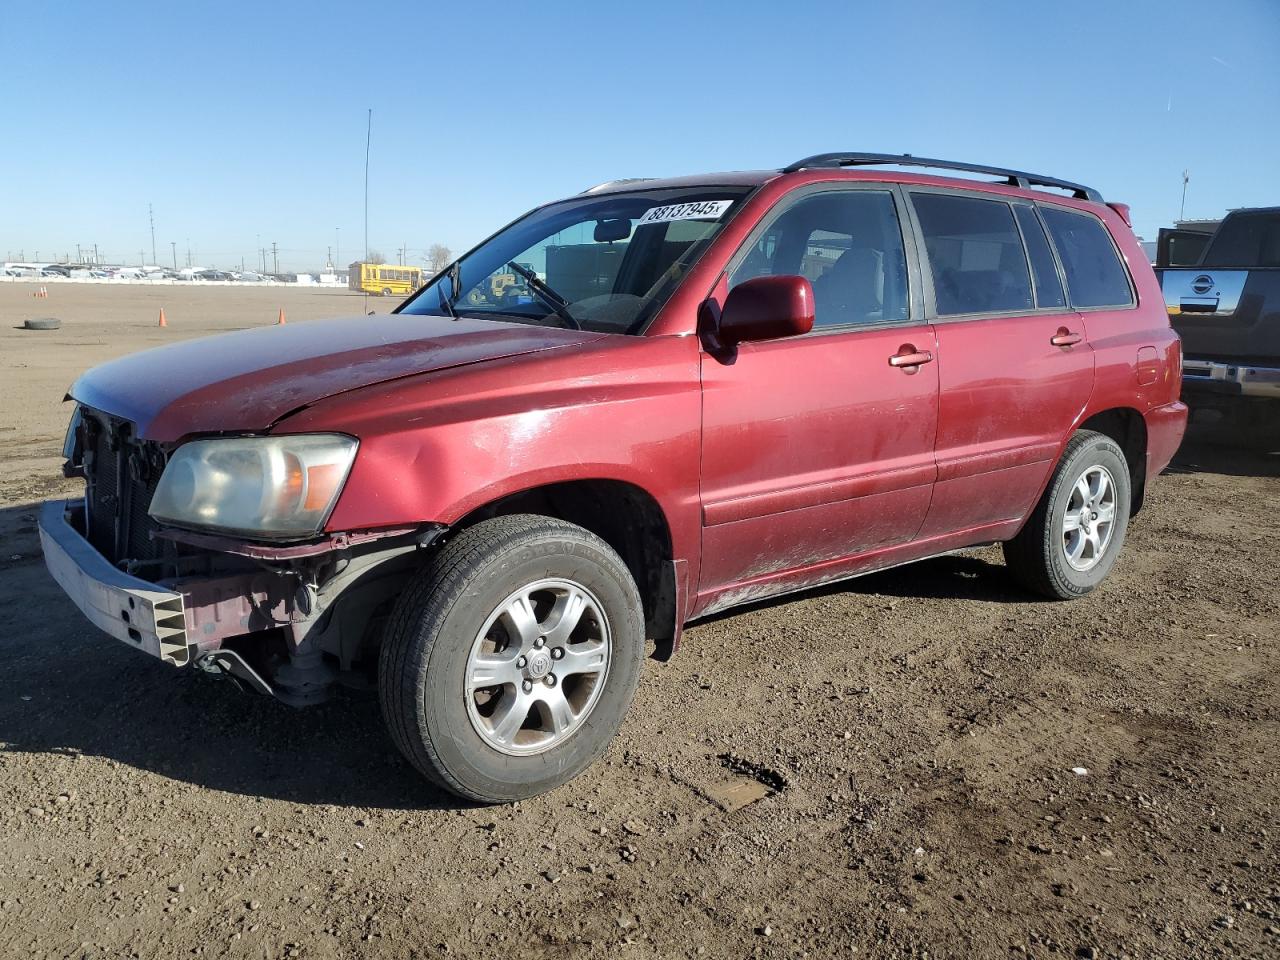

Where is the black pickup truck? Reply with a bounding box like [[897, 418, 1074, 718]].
[[1157, 207, 1280, 422]]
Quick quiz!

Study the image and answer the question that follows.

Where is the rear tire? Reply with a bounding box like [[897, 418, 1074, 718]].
[[378, 515, 645, 803], [1002, 430, 1131, 599]]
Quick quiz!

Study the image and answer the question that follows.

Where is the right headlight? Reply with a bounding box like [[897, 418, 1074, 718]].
[[149, 434, 358, 540]]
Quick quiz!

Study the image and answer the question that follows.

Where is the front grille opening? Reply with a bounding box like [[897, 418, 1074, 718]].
[[81, 408, 170, 569]]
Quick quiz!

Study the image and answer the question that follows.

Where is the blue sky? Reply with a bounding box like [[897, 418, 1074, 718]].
[[2, 0, 1277, 271]]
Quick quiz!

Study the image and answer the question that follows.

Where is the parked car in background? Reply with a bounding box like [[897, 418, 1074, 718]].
[[1157, 206, 1280, 425], [41, 152, 1185, 803]]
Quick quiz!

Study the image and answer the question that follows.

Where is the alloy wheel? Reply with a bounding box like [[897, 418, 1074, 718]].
[[463, 578, 611, 756], [1061, 465, 1118, 572]]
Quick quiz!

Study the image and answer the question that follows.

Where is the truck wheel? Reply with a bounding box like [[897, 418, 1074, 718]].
[[378, 514, 645, 803], [1002, 430, 1131, 599]]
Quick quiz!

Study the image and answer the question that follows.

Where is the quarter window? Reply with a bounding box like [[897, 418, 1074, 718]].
[[729, 190, 910, 328], [1014, 206, 1066, 309], [912, 192, 1033, 316], [1040, 206, 1133, 308]]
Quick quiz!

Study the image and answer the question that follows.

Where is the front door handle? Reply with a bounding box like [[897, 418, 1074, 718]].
[[888, 347, 933, 369], [1051, 329, 1083, 347]]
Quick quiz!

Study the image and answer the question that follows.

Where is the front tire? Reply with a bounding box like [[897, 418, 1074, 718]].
[[378, 515, 645, 803], [1002, 430, 1131, 599]]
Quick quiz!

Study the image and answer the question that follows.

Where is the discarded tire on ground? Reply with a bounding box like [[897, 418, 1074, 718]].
[[23, 318, 61, 331]]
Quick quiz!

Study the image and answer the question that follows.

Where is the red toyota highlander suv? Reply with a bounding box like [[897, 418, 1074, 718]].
[[41, 153, 1186, 802]]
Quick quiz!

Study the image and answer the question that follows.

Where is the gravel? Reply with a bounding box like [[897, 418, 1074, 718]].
[[1, 284, 1276, 957]]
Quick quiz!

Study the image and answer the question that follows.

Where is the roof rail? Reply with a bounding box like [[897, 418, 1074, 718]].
[[781, 152, 1102, 202], [580, 177, 655, 195]]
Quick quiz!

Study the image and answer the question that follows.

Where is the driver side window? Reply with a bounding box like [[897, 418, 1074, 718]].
[[729, 190, 910, 328]]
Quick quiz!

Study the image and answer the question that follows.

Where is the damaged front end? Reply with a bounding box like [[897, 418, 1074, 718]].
[[43, 406, 438, 706]]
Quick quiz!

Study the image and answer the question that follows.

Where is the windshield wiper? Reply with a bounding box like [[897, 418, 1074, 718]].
[[437, 285, 457, 319], [506, 261, 581, 330], [436, 262, 461, 320]]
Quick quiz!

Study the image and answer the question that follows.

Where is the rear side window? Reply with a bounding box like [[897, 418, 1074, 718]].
[[912, 193, 1033, 316], [1014, 206, 1066, 309], [1040, 206, 1133, 308]]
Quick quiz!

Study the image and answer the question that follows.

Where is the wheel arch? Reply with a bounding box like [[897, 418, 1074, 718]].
[[449, 478, 682, 660], [1076, 407, 1149, 515]]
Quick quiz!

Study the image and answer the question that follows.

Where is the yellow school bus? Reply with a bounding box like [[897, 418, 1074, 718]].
[[349, 262, 423, 297]]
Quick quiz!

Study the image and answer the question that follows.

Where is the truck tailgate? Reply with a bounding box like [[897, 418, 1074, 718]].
[[1161, 267, 1280, 366]]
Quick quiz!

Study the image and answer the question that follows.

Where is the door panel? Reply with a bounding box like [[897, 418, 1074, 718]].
[[905, 190, 1096, 540], [698, 324, 938, 594], [917, 312, 1093, 538]]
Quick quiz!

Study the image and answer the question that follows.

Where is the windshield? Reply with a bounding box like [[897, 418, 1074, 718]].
[[400, 186, 753, 334]]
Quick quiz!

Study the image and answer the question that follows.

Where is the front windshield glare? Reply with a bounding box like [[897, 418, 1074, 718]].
[[400, 187, 752, 334]]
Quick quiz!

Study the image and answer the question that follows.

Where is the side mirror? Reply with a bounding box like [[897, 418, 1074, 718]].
[[718, 275, 814, 345]]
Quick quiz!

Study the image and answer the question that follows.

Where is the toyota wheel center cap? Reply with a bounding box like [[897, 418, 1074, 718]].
[[526, 651, 551, 679]]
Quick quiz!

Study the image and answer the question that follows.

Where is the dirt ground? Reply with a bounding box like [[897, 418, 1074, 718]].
[[0, 282, 1276, 959]]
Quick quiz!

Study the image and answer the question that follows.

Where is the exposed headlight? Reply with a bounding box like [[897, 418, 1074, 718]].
[[149, 434, 358, 539]]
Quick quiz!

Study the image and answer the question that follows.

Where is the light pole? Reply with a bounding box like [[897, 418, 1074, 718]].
[[336, 227, 340, 267], [171, 242, 177, 269]]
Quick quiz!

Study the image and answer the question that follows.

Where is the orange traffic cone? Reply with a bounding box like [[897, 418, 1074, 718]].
[[158, 308, 168, 328], [277, 308, 286, 325]]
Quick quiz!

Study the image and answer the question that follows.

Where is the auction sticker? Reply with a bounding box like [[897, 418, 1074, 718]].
[[637, 199, 733, 226]]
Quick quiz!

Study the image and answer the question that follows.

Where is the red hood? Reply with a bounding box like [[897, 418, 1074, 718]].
[[70, 314, 603, 441]]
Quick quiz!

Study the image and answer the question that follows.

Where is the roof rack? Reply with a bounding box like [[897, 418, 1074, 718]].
[[782, 152, 1102, 202]]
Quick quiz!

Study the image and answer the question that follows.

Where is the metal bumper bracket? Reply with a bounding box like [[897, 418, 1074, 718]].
[[39, 499, 190, 666]]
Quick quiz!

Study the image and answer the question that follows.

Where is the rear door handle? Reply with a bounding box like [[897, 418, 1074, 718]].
[[888, 349, 933, 368], [1051, 330, 1083, 347]]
